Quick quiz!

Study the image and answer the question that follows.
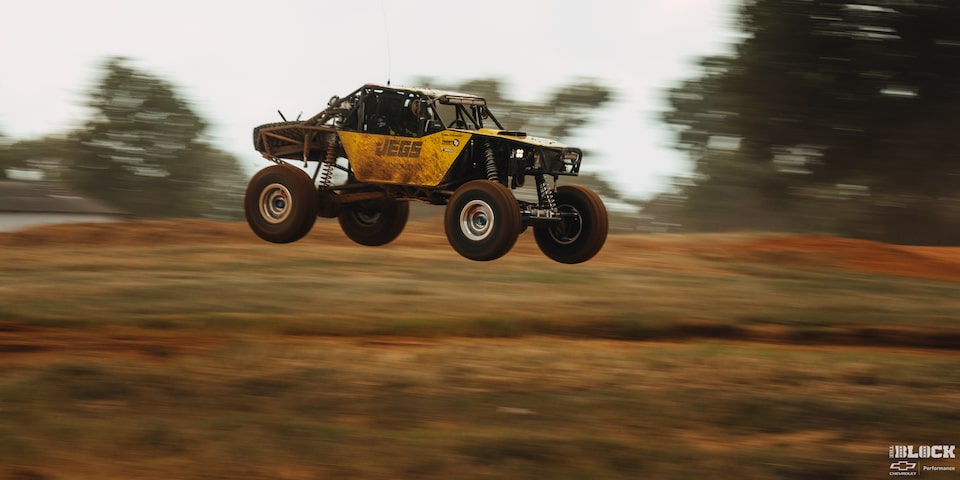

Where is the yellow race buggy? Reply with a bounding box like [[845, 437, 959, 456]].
[[245, 84, 607, 263]]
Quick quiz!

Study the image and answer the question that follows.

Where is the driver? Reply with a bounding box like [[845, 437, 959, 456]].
[[393, 100, 426, 137]]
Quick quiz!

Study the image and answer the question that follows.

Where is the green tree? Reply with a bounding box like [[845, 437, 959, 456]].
[[0, 135, 79, 181], [0, 131, 11, 179], [71, 57, 243, 218], [655, 0, 960, 244], [197, 146, 248, 220]]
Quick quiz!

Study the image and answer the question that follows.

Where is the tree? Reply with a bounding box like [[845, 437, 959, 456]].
[[196, 146, 248, 220], [0, 131, 11, 179], [0, 135, 79, 182], [655, 0, 960, 244], [71, 57, 244, 218]]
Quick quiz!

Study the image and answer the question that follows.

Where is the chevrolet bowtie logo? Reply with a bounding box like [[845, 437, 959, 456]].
[[890, 461, 918, 471]]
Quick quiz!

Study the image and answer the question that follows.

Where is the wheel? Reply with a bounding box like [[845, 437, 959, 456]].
[[444, 180, 521, 261], [533, 185, 608, 264], [244, 165, 319, 243], [338, 199, 409, 246]]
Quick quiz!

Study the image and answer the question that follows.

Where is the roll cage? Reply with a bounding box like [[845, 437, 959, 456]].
[[338, 85, 504, 137]]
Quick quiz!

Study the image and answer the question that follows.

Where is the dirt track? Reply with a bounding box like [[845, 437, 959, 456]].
[[2, 219, 959, 479], [4, 218, 960, 282], [4, 218, 960, 353]]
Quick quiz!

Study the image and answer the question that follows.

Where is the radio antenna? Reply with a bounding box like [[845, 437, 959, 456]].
[[381, 0, 392, 86]]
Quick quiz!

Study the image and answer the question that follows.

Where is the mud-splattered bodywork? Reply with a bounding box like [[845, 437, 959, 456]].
[[252, 84, 582, 199], [247, 83, 607, 263]]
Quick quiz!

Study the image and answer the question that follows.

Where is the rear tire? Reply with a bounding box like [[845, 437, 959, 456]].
[[534, 185, 608, 264], [338, 199, 409, 246], [444, 180, 521, 261], [244, 165, 319, 244]]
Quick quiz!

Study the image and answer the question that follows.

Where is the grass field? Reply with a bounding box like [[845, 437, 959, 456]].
[[0, 219, 958, 479]]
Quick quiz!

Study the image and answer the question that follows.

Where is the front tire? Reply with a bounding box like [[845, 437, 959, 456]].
[[244, 165, 319, 244], [338, 199, 409, 246], [534, 185, 608, 264], [444, 180, 521, 261]]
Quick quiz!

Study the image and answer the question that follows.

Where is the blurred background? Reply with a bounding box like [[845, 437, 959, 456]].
[[6, 0, 958, 244], [4, 0, 960, 243], [0, 0, 736, 200]]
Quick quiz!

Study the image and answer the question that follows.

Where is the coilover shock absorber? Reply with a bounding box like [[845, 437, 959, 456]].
[[536, 173, 558, 213], [483, 141, 500, 183], [318, 134, 339, 189]]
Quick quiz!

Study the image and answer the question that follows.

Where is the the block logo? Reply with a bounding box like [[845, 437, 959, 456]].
[[889, 445, 957, 459], [888, 445, 957, 476]]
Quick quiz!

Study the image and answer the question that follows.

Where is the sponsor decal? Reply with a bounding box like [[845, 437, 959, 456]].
[[890, 461, 918, 476], [923, 465, 958, 472], [440, 134, 462, 147], [375, 139, 423, 158], [888, 445, 958, 476], [890, 445, 957, 460], [437, 133, 466, 154]]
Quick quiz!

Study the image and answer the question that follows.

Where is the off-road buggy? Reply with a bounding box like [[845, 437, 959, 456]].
[[244, 83, 607, 263]]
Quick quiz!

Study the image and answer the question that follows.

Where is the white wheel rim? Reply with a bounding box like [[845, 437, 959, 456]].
[[459, 199, 494, 241], [259, 183, 292, 224]]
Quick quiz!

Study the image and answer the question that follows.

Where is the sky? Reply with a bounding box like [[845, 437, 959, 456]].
[[0, 0, 739, 200]]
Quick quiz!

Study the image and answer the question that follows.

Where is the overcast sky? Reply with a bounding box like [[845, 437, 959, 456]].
[[0, 0, 738, 199]]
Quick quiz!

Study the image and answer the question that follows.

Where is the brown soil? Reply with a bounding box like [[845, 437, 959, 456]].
[[0, 322, 222, 362], [733, 236, 960, 282], [3, 219, 960, 282], [2, 220, 957, 480]]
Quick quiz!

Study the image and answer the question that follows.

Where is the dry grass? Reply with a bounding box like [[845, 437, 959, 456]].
[[0, 219, 959, 479], [1, 337, 958, 479], [2, 219, 959, 345]]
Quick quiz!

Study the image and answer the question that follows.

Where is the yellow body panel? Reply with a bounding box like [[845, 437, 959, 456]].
[[339, 130, 472, 186]]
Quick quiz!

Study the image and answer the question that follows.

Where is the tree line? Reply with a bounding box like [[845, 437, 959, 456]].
[[0, 59, 629, 225], [647, 0, 960, 245], [8, 4, 958, 246], [0, 57, 247, 219]]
